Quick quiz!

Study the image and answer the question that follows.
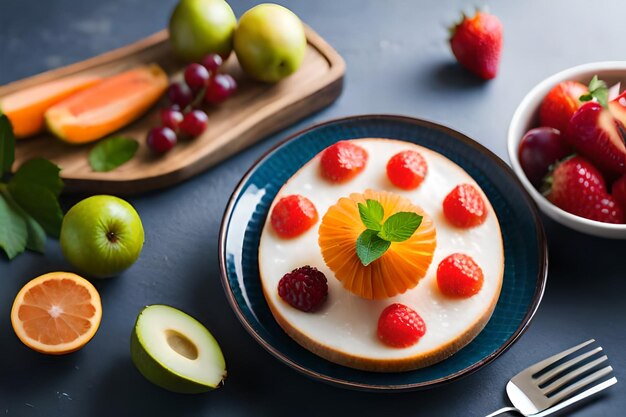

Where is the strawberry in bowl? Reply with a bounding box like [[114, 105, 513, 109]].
[[508, 62, 626, 238]]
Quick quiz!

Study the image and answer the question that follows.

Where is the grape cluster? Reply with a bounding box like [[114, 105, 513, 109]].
[[147, 54, 238, 154]]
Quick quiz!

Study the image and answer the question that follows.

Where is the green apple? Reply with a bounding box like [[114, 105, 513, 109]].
[[169, 0, 237, 62], [131, 305, 226, 393], [234, 3, 307, 83], [60, 195, 144, 278]]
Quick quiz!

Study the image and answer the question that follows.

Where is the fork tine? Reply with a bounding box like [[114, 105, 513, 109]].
[[541, 355, 608, 394], [536, 347, 603, 385], [532, 377, 618, 417], [527, 339, 595, 375], [547, 366, 614, 406]]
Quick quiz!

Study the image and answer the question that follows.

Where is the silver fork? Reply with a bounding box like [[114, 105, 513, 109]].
[[485, 339, 617, 416]]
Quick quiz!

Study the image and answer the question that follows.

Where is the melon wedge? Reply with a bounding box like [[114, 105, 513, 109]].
[[0, 75, 101, 138], [45, 64, 168, 144]]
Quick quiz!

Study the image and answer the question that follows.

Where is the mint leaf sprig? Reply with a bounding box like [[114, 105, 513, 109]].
[[0, 114, 64, 260], [355, 199, 422, 266]]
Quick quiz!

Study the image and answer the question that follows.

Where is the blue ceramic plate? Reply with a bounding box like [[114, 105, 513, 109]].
[[219, 115, 547, 391]]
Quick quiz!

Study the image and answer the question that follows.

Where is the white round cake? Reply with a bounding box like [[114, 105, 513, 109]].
[[258, 138, 504, 372]]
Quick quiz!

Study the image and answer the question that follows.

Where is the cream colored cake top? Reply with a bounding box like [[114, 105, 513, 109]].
[[258, 139, 503, 364]]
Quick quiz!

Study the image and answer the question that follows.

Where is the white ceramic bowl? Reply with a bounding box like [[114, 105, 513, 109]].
[[508, 61, 626, 239]]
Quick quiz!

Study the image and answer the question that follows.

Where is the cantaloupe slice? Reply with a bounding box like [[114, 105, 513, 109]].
[[0, 75, 101, 138], [45, 64, 168, 144], [319, 189, 437, 300]]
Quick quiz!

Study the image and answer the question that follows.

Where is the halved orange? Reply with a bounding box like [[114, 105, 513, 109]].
[[11, 272, 102, 354], [319, 189, 437, 300]]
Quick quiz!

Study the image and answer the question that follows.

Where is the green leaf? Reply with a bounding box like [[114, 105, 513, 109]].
[[8, 183, 63, 237], [10, 158, 63, 197], [88, 136, 139, 172], [358, 199, 384, 231], [356, 229, 391, 266], [0, 114, 15, 176], [580, 75, 609, 108], [0, 190, 28, 259], [7, 157, 64, 238], [0, 187, 45, 253], [379, 212, 423, 242], [22, 212, 46, 252]]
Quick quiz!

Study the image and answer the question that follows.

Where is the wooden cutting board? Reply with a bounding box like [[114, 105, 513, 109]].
[[0, 27, 345, 194]]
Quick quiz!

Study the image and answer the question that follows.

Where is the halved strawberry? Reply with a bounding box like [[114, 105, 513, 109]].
[[567, 102, 626, 177], [608, 90, 626, 129], [386, 150, 428, 190], [270, 195, 319, 238], [377, 303, 426, 348], [437, 253, 484, 298], [319, 141, 368, 183], [442, 184, 488, 228], [567, 76, 626, 177]]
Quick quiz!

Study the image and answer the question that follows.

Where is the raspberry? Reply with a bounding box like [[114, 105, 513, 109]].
[[320, 141, 368, 183], [437, 253, 484, 298], [278, 266, 328, 312], [386, 150, 428, 190], [270, 195, 319, 238], [442, 184, 487, 228], [377, 303, 426, 348]]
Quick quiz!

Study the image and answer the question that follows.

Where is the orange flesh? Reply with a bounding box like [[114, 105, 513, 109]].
[[11, 272, 102, 354], [319, 190, 436, 299], [19, 278, 96, 344], [45, 64, 168, 143], [0, 75, 101, 138]]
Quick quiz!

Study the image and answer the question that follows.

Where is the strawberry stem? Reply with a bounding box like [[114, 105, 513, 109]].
[[579, 75, 609, 108], [540, 153, 576, 196]]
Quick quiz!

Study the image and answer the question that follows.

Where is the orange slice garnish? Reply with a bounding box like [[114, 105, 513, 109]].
[[319, 189, 436, 299], [11, 272, 102, 354]]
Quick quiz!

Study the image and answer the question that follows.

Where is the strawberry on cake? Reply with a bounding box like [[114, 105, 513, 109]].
[[258, 138, 504, 372]]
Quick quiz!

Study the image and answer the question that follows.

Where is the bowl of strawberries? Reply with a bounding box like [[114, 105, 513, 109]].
[[508, 61, 626, 238]]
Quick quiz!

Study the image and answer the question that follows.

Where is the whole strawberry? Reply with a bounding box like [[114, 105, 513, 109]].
[[449, 11, 503, 80], [546, 156, 623, 224]]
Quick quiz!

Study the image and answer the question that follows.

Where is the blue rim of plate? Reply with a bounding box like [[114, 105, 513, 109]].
[[218, 114, 548, 391]]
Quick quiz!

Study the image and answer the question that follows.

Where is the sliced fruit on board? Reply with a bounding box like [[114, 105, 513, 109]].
[[0, 75, 101, 138], [131, 305, 226, 393], [11, 272, 102, 354], [45, 64, 168, 144]]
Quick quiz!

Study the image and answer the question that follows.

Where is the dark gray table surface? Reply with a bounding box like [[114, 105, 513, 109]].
[[1, 0, 625, 415]]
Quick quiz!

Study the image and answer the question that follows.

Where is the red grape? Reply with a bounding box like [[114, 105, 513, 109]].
[[160, 108, 184, 131], [180, 110, 209, 137], [184, 63, 210, 91], [201, 54, 223, 72], [147, 127, 177, 154], [167, 82, 193, 108], [518, 127, 572, 187], [205, 74, 237, 105]]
